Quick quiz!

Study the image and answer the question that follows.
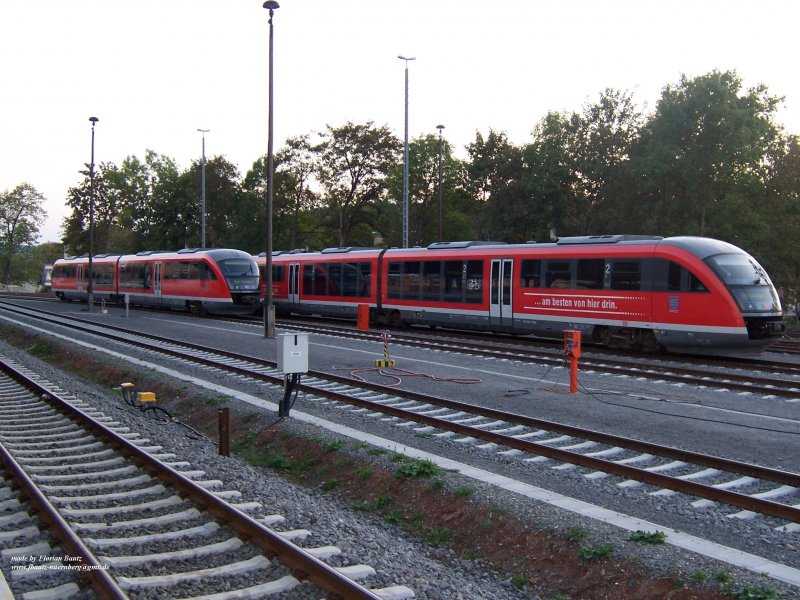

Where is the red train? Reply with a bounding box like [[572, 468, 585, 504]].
[[52, 248, 261, 315], [255, 235, 786, 354]]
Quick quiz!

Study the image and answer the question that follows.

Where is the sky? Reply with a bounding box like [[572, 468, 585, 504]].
[[2, 0, 799, 244]]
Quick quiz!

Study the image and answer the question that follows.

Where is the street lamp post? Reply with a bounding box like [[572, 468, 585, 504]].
[[88, 116, 99, 312], [436, 124, 445, 242], [398, 55, 415, 248], [197, 129, 209, 249], [263, 0, 279, 339]]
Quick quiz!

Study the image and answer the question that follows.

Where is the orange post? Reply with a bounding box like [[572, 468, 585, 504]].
[[563, 330, 582, 394], [357, 303, 370, 331]]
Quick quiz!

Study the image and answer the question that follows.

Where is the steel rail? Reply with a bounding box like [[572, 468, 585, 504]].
[[5, 303, 800, 523], [0, 357, 382, 600]]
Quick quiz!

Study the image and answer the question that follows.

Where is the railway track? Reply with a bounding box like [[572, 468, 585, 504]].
[[0, 357, 413, 600], [268, 319, 800, 399], [3, 302, 800, 532]]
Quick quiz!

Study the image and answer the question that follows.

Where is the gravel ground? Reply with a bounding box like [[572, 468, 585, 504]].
[[2, 319, 799, 599]]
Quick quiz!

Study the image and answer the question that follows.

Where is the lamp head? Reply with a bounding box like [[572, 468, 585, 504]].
[[436, 124, 445, 131], [89, 116, 99, 124], [263, 1, 279, 10]]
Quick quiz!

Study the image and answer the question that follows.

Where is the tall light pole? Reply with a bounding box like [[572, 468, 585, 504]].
[[197, 129, 209, 248], [263, 0, 279, 338], [88, 116, 99, 312], [398, 55, 415, 248], [436, 124, 445, 242]]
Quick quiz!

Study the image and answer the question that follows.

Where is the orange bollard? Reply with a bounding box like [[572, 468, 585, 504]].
[[357, 304, 370, 331], [563, 330, 581, 394]]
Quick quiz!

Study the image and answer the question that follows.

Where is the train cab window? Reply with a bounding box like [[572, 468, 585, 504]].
[[576, 259, 604, 289], [653, 260, 708, 293], [688, 272, 707, 292], [422, 261, 443, 301], [545, 261, 572, 288], [608, 261, 641, 291], [667, 261, 682, 291], [519, 260, 541, 288]]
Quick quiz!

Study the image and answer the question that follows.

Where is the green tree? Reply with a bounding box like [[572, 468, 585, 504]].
[[0, 183, 47, 284], [465, 129, 526, 241], [567, 88, 643, 234], [523, 111, 578, 241], [316, 121, 401, 246], [630, 70, 782, 237], [63, 161, 116, 255]]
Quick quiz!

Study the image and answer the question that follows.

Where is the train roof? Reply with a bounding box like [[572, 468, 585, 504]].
[[660, 236, 748, 259]]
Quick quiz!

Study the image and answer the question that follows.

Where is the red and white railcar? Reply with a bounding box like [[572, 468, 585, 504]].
[[256, 235, 785, 354], [52, 248, 260, 315]]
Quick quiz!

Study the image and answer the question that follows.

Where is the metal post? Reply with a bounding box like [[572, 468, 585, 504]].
[[88, 116, 99, 312], [436, 124, 445, 241], [218, 407, 230, 456], [197, 129, 209, 249], [263, 1, 279, 339], [398, 56, 415, 248]]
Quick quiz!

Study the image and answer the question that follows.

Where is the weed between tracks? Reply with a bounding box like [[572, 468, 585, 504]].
[[0, 324, 781, 600]]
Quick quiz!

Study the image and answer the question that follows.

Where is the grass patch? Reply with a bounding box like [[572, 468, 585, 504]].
[[454, 485, 476, 497], [734, 585, 781, 600], [628, 530, 667, 544], [577, 543, 614, 563], [562, 526, 588, 542], [395, 458, 443, 478]]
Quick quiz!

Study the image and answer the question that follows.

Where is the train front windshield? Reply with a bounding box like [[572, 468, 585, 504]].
[[218, 258, 260, 291], [706, 253, 782, 313]]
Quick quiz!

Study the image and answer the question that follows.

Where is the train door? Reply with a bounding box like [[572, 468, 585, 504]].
[[153, 261, 162, 298], [77, 265, 84, 293], [288, 263, 301, 310], [490, 258, 514, 328]]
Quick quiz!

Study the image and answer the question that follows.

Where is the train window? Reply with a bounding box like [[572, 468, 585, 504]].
[[688, 272, 707, 292], [272, 265, 285, 282], [91, 264, 114, 286], [53, 265, 77, 279], [303, 264, 328, 295], [402, 262, 421, 299], [443, 261, 464, 302], [652, 260, 708, 293], [422, 261, 443, 301], [576, 259, 604, 289], [387, 262, 402, 299], [465, 260, 483, 303], [667, 261, 682, 291], [609, 261, 641, 291], [706, 254, 769, 287], [519, 260, 541, 288], [119, 262, 151, 289], [336, 263, 369, 297], [545, 261, 572, 288]]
